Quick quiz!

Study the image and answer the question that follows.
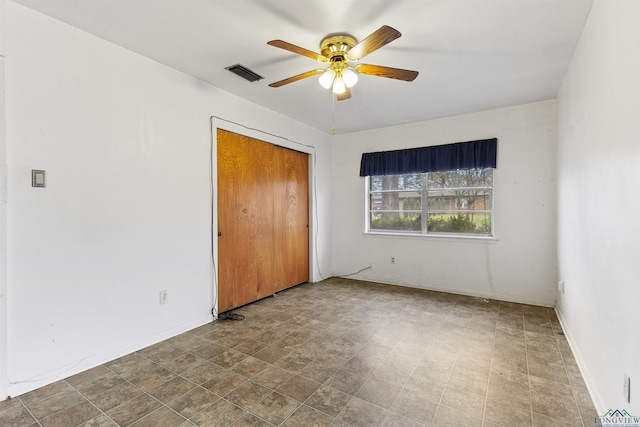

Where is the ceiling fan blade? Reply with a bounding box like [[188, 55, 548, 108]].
[[355, 64, 419, 81], [337, 87, 351, 101], [268, 69, 325, 87], [267, 40, 328, 62], [346, 25, 401, 61]]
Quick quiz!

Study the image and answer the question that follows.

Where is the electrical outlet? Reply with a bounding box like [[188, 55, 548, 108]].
[[390, 256, 395, 264], [159, 290, 168, 305], [624, 373, 631, 403], [558, 280, 565, 294]]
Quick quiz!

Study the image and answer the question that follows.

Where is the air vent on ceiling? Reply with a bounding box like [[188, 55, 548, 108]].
[[225, 64, 263, 82]]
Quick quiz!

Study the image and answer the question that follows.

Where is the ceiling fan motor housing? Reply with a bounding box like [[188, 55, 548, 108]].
[[320, 34, 357, 63]]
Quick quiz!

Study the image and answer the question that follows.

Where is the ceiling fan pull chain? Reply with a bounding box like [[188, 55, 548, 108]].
[[331, 91, 336, 135]]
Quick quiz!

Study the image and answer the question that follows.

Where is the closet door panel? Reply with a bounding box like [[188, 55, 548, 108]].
[[217, 131, 258, 310], [253, 141, 277, 301], [273, 148, 309, 292]]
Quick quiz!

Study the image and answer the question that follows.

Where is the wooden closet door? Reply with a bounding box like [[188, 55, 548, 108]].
[[217, 129, 308, 312], [217, 130, 275, 311], [273, 148, 309, 292]]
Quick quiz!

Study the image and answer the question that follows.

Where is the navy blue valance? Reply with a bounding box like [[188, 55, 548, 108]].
[[359, 138, 497, 177]]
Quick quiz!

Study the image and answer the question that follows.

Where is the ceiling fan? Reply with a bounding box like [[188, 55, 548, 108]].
[[267, 25, 419, 100]]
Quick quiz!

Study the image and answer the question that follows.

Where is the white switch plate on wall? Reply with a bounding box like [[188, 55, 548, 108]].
[[32, 169, 46, 187]]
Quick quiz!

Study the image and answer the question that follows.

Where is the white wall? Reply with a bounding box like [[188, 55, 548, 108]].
[[0, 0, 8, 399], [556, 0, 640, 414], [332, 101, 557, 306], [1, 1, 331, 398]]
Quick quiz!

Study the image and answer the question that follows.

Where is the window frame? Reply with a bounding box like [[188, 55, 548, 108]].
[[365, 169, 495, 238]]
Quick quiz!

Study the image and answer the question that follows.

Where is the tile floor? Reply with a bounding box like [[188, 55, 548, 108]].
[[0, 277, 599, 427]]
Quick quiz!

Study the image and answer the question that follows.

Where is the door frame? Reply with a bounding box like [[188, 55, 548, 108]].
[[210, 118, 317, 316], [0, 57, 8, 400]]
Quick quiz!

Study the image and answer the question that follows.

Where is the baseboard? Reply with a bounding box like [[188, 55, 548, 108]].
[[333, 274, 556, 307], [554, 306, 603, 413], [7, 314, 212, 399]]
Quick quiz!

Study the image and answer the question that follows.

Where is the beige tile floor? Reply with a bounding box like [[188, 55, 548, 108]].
[[0, 277, 598, 427]]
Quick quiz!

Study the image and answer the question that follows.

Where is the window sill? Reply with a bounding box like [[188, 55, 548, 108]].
[[363, 231, 499, 242]]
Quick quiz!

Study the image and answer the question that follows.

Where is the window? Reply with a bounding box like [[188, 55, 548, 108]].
[[367, 168, 493, 236]]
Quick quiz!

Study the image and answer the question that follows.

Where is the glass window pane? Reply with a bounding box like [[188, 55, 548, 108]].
[[371, 174, 422, 191], [398, 174, 423, 190], [371, 192, 422, 212], [367, 168, 494, 237], [427, 189, 491, 212], [427, 168, 493, 189], [427, 213, 492, 235], [370, 211, 422, 231]]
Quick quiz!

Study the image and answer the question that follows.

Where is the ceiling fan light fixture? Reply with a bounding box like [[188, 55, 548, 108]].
[[332, 77, 346, 94], [318, 69, 336, 89], [342, 68, 358, 88]]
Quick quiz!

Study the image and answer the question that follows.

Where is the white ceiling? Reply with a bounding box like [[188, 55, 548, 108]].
[[14, 0, 594, 134]]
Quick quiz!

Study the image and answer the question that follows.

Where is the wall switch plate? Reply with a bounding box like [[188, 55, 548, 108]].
[[558, 280, 565, 294], [159, 290, 168, 305], [624, 373, 631, 403], [32, 170, 46, 187]]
